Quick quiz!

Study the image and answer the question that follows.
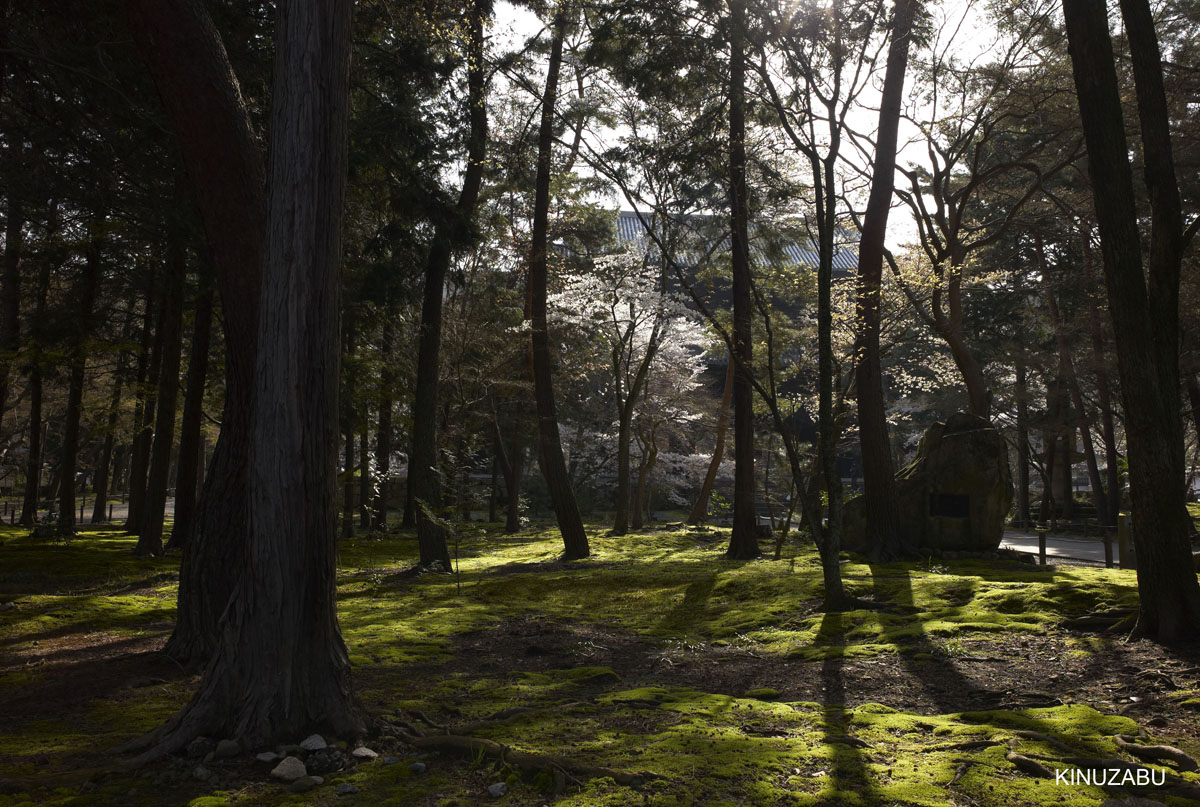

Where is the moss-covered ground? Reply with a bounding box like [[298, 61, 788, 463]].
[[1, 523, 1199, 807]]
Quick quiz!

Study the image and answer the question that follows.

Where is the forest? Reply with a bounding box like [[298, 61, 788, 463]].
[[1, 0, 1200, 805]]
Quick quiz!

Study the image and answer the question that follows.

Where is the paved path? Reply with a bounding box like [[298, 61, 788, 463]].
[[999, 529, 1117, 566]]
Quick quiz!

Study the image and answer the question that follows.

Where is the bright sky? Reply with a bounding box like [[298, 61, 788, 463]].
[[490, 0, 1008, 250]]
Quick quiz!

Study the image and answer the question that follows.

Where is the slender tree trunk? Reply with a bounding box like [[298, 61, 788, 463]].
[[613, 408, 636, 535], [1063, 0, 1200, 640], [527, 11, 589, 561], [91, 311, 135, 525], [1086, 240, 1122, 525], [1060, 425, 1075, 520], [1014, 352, 1032, 527], [57, 213, 103, 537], [0, 194, 21, 435], [128, 288, 164, 533], [1039, 432, 1058, 523], [410, 0, 487, 565], [19, 369, 42, 526], [341, 315, 356, 540], [168, 274, 213, 550], [138, 221, 187, 555], [854, 0, 915, 560], [488, 441, 499, 523], [371, 318, 393, 533], [130, 0, 362, 757], [632, 427, 657, 532], [726, 0, 759, 560], [688, 356, 734, 525], [358, 421, 370, 529]]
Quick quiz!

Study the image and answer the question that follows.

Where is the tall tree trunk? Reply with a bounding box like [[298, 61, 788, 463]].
[[410, 0, 487, 565], [0, 194, 21, 435], [1043, 264, 1110, 526], [18, 369, 42, 526], [124, 280, 156, 528], [358, 421, 370, 529], [128, 280, 165, 532], [1085, 238, 1122, 525], [341, 314, 356, 541], [371, 318, 393, 533], [138, 221, 187, 555], [688, 356, 734, 525], [853, 0, 915, 560], [91, 310, 136, 524], [56, 213, 103, 537], [168, 273, 214, 550], [1014, 351, 1032, 527], [527, 11, 589, 561], [1063, 0, 1200, 640], [126, 0, 266, 667], [19, 254, 52, 527], [726, 0, 759, 560], [632, 426, 657, 531], [1060, 424, 1075, 520], [129, 0, 361, 757]]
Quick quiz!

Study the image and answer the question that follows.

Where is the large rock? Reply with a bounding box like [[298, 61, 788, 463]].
[[844, 413, 1013, 554]]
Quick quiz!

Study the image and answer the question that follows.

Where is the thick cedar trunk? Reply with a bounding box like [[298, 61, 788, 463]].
[[726, 0, 759, 560], [527, 12, 589, 561], [126, 0, 265, 665], [1014, 353, 1032, 527], [1063, 0, 1200, 640], [493, 416, 523, 534], [688, 356, 734, 525], [56, 215, 103, 537], [168, 276, 214, 550], [613, 410, 636, 534], [132, 0, 361, 757], [854, 0, 915, 560], [410, 0, 487, 565], [138, 226, 187, 555], [371, 318, 394, 533]]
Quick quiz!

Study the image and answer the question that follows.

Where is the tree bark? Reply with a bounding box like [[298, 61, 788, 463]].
[[359, 421, 371, 530], [130, 0, 362, 757], [126, 290, 163, 533], [371, 317, 394, 533], [18, 254, 52, 527], [1062, 0, 1200, 640], [688, 356, 734, 525], [726, 0, 759, 560], [138, 221, 187, 555], [0, 194, 21, 436], [126, 0, 266, 666], [341, 315, 356, 541], [168, 273, 214, 550], [410, 0, 487, 565], [853, 0, 915, 560], [91, 310, 136, 524], [527, 11, 589, 561], [1014, 351, 1032, 527], [56, 213, 103, 537]]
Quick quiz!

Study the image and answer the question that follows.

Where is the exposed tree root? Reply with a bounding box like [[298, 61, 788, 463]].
[[949, 759, 975, 785], [1010, 729, 1074, 754], [379, 716, 664, 791], [1005, 748, 1055, 779], [1114, 735, 1198, 772]]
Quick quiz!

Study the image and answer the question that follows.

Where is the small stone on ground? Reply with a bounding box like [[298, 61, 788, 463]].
[[408, 761, 426, 774], [256, 751, 280, 763], [487, 782, 507, 797], [270, 756, 308, 782], [288, 775, 323, 793], [214, 739, 241, 759], [382, 756, 399, 765], [335, 783, 359, 796], [351, 746, 378, 760], [299, 733, 328, 751], [191, 766, 211, 782]]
